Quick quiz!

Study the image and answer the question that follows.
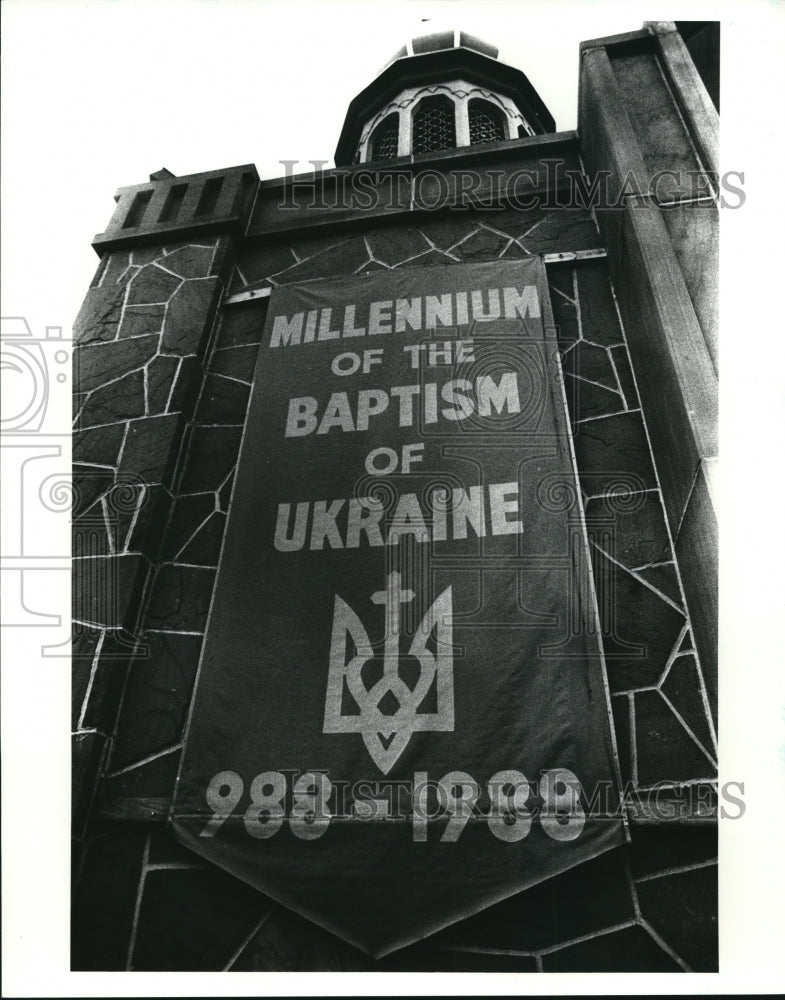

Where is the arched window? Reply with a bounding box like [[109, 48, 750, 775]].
[[369, 114, 400, 162], [468, 99, 506, 146], [412, 96, 456, 155]]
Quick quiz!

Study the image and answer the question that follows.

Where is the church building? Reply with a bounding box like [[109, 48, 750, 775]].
[[72, 21, 720, 972]]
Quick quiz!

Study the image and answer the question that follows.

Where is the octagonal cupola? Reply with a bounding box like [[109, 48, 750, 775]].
[[335, 29, 555, 166]]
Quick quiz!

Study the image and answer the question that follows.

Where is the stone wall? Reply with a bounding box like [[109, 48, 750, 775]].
[[72, 189, 717, 970], [71, 25, 719, 967], [578, 22, 719, 692]]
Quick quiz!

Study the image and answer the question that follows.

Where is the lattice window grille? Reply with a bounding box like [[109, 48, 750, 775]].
[[412, 97, 457, 154], [469, 101, 506, 146], [370, 116, 400, 161]]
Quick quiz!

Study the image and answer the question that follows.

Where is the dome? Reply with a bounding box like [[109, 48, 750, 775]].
[[335, 28, 554, 166], [379, 29, 499, 73]]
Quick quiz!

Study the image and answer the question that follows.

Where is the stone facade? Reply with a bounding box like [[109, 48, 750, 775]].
[[72, 22, 719, 971]]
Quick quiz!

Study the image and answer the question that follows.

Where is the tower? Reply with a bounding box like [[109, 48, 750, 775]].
[[71, 22, 719, 971]]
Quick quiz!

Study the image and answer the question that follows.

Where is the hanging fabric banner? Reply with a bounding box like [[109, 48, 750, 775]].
[[171, 258, 626, 957]]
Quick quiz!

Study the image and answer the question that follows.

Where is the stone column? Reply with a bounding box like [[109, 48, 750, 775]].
[[72, 165, 259, 840], [578, 26, 719, 716]]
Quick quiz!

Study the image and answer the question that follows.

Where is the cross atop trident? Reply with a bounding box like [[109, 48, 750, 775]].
[[371, 571, 414, 677], [323, 571, 455, 774]]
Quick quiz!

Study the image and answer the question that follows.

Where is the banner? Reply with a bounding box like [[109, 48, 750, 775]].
[[171, 258, 626, 957]]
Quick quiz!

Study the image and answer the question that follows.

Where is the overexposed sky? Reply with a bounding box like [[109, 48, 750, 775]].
[[0, 0, 745, 334]]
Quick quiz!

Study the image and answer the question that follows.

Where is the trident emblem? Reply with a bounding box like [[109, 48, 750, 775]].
[[323, 572, 454, 774]]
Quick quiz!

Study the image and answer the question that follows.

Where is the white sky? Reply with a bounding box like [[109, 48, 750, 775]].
[[3, 1, 785, 995]]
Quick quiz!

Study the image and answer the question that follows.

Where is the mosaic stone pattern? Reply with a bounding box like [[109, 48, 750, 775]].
[[72, 213, 717, 972], [72, 237, 230, 837]]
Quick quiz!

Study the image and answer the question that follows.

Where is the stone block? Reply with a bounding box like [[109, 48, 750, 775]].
[[499, 241, 531, 259], [236, 243, 300, 285], [217, 471, 235, 512], [79, 629, 139, 732], [575, 257, 624, 346], [636, 562, 681, 605], [159, 244, 216, 279], [653, 25, 719, 171], [400, 248, 455, 269], [270, 236, 370, 284], [73, 392, 88, 422], [209, 236, 232, 282], [564, 374, 624, 422], [72, 730, 107, 838], [160, 277, 221, 356], [661, 201, 718, 373], [72, 465, 115, 518], [167, 355, 203, 418], [417, 213, 485, 251], [77, 369, 147, 427], [578, 46, 648, 258], [572, 411, 657, 497], [661, 652, 715, 759], [381, 948, 537, 973], [614, 202, 716, 531], [101, 748, 181, 812], [121, 483, 173, 561], [71, 821, 148, 970], [131, 867, 266, 971], [177, 511, 226, 566], [634, 690, 717, 785], [519, 209, 599, 255], [97, 252, 133, 288], [74, 334, 159, 394], [215, 300, 267, 349], [365, 223, 432, 266], [72, 625, 104, 727], [147, 826, 203, 866], [145, 355, 181, 415], [562, 341, 618, 388], [73, 552, 150, 633], [542, 923, 681, 971], [73, 502, 112, 557], [230, 903, 368, 972], [609, 344, 640, 408], [674, 459, 717, 725], [118, 413, 184, 488], [471, 204, 547, 242], [126, 264, 183, 305], [73, 283, 126, 345], [92, 475, 148, 555], [449, 226, 511, 261], [546, 262, 579, 348], [584, 491, 671, 570], [130, 246, 163, 265], [73, 423, 126, 468], [118, 303, 166, 339], [111, 630, 203, 771], [210, 344, 259, 383], [179, 425, 242, 493], [611, 694, 633, 784], [628, 823, 717, 880], [195, 373, 251, 425], [634, 864, 718, 970], [611, 51, 701, 183], [591, 547, 685, 692], [161, 492, 217, 561], [145, 563, 216, 631]]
